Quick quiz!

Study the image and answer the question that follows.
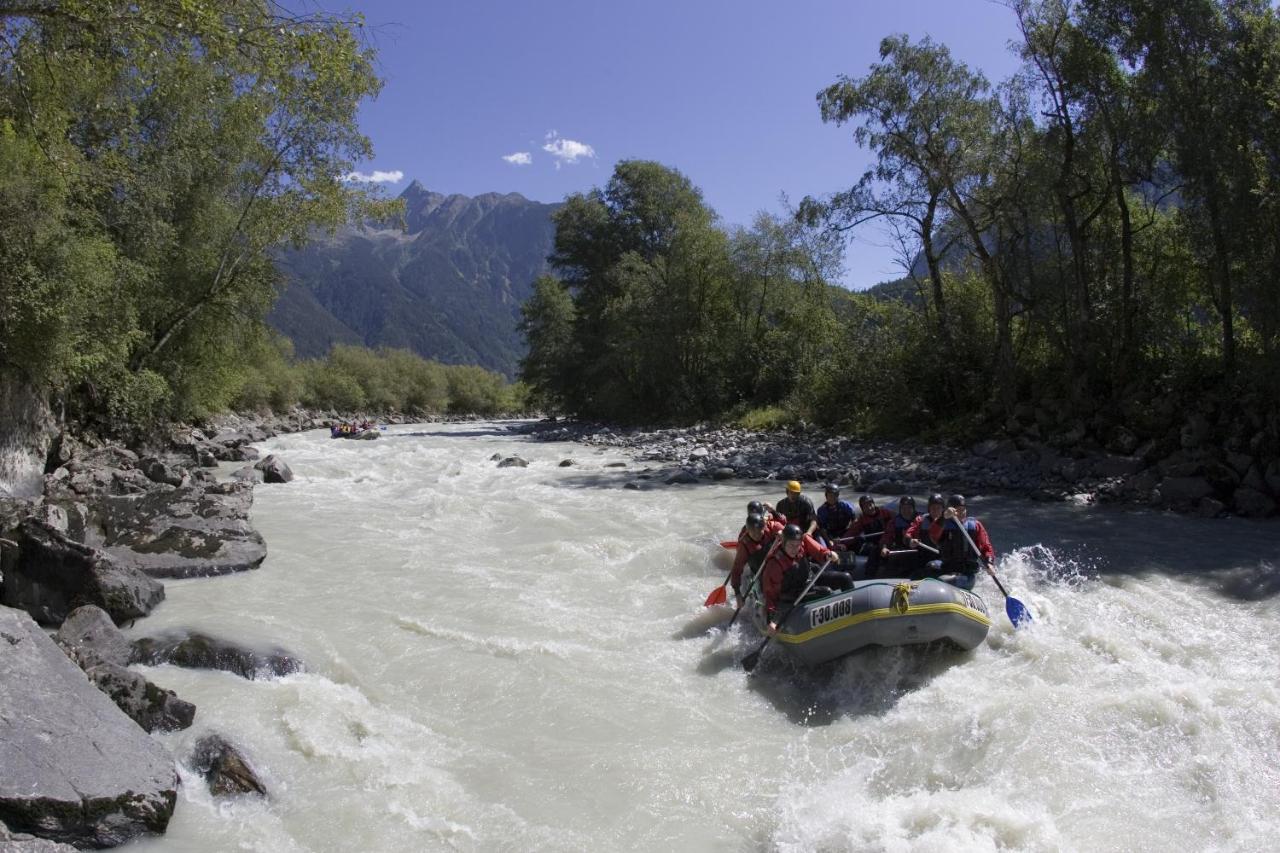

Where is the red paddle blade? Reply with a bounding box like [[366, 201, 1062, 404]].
[[720, 540, 738, 550], [704, 586, 728, 607]]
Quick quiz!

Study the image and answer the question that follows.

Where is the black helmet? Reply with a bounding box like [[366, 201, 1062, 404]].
[[746, 513, 765, 530], [858, 494, 874, 507], [824, 483, 840, 495], [782, 523, 804, 541], [747, 500, 764, 515], [899, 495, 917, 511], [928, 493, 945, 507], [947, 494, 966, 508]]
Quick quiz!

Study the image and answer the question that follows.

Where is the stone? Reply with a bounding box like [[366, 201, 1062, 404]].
[[231, 465, 263, 483], [1092, 454, 1145, 478], [558, 459, 574, 467], [711, 467, 736, 481], [1232, 487, 1276, 518], [189, 735, 268, 798], [131, 631, 303, 680], [139, 457, 184, 488], [54, 605, 132, 667], [77, 660, 196, 733], [664, 469, 699, 485], [85, 481, 267, 579], [253, 454, 293, 484], [623, 481, 641, 490], [1196, 497, 1226, 518], [688, 447, 710, 459], [196, 448, 218, 468], [3, 519, 164, 626], [0, 822, 79, 851], [1226, 452, 1255, 476], [0, 606, 177, 847], [971, 438, 1014, 458], [496, 456, 528, 468], [1158, 476, 1214, 505]]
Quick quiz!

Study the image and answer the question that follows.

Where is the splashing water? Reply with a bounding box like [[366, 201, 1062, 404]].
[[125, 423, 1280, 852]]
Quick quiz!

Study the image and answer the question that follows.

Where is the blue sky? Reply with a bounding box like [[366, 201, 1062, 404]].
[[335, 1, 1025, 288]]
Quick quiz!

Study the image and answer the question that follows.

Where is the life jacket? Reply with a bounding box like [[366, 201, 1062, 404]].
[[938, 518, 980, 572], [858, 507, 890, 538], [887, 513, 920, 549]]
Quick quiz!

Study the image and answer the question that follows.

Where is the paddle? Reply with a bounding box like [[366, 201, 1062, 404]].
[[952, 515, 1033, 627], [741, 552, 835, 672], [717, 538, 782, 636], [720, 540, 738, 550], [704, 560, 735, 607]]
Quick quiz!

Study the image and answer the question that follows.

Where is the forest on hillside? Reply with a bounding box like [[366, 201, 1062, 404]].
[[521, 0, 1280, 461]]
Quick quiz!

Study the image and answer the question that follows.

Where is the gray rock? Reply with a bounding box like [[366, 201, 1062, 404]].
[[558, 459, 575, 467], [131, 632, 303, 680], [3, 519, 164, 626], [1196, 497, 1226, 518], [54, 605, 132, 667], [1232, 487, 1277, 518], [196, 448, 218, 468], [0, 822, 79, 851], [189, 735, 267, 798], [139, 457, 184, 487], [689, 447, 710, 459], [232, 445, 260, 462], [623, 481, 641, 490], [231, 465, 263, 484], [1092, 455, 1145, 478], [86, 481, 267, 579], [1158, 476, 1214, 505], [604, 462, 627, 468], [496, 456, 528, 468], [664, 469, 699, 485], [253, 454, 293, 484], [0, 606, 177, 847], [711, 467, 736, 481], [76, 660, 196, 733]]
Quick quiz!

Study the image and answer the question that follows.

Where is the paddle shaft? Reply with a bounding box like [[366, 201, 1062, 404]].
[[743, 552, 835, 671], [950, 513, 1031, 624]]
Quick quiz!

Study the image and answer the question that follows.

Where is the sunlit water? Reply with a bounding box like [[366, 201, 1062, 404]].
[[124, 422, 1280, 852]]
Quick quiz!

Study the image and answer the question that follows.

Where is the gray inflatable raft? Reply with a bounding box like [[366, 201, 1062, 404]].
[[748, 577, 991, 667]]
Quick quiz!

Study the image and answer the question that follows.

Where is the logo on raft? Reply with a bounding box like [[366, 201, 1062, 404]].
[[958, 589, 988, 616]]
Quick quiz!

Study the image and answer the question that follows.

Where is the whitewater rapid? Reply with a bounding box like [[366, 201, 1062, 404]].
[[125, 422, 1280, 852]]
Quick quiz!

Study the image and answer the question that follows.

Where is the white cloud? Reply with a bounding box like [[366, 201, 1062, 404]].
[[542, 131, 595, 168], [502, 151, 532, 166], [342, 169, 405, 184]]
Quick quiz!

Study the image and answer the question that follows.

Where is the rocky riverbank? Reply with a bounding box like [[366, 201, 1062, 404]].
[[0, 407, 409, 847], [516, 418, 1279, 519]]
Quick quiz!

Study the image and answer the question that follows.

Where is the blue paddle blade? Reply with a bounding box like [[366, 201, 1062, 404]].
[[1006, 596, 1033, 627]]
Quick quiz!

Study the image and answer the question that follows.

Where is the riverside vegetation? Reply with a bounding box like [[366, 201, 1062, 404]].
[[520, 0, 1280, 518]]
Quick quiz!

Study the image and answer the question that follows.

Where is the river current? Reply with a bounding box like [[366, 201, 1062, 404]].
[[126, 422, 1280, 852]]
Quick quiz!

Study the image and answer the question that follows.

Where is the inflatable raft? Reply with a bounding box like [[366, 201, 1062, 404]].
[[748, 576, 991, 667], [330, 427, 379, 440]]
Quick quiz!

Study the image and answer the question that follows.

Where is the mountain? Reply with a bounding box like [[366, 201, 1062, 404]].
[[269, 180, 559, 377]]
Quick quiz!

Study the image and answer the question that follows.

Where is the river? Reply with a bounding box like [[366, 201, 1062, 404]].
[[126, 422, 1280, 852]]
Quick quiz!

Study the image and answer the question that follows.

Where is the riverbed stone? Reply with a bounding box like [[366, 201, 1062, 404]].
[[665, 469, 699, 485], [139, 457, 185, 488], [253, 454, 293, 484], [0, 822, 79, 852], [85, 481, 267, 579], [1232, 487, 1276, 518], [0, 606, 177, 847], [54, 605, 133, 667], [3, 518, 165, 626], [711, 467, 736, 480], [496, 456, 528, 468], [1157, 476, 1214, 505], [189, 735, 268, 798], [131, 631, 303, 680]]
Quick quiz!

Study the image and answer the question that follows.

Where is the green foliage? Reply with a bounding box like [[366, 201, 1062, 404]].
[[734, 406, 799, 431], [0, 0, 394, 430], [227, 342, 521, 417]]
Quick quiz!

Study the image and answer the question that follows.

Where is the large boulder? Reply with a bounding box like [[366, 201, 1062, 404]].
[[76, 661, 195, 734], [1232, 487, 1277, 518], [131, 631, 303, 680], [138, 457, 185, 488], [54, 605, 133, 667], [1157, 476, 1214, 506], [253, 454, 293, 484], [2, 518, 164, 626], [84, 481, 267, 579], [189, 735, 268, 798], [0, 606, 177, 847]]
